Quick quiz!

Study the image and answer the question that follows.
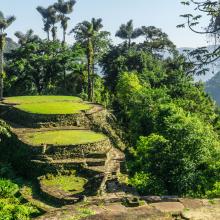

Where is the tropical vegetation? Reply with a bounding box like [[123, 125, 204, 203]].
[[0, 3, 220, 218]]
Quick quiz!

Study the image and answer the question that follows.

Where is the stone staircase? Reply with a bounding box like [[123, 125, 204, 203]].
[[96, 147, 125, 196]]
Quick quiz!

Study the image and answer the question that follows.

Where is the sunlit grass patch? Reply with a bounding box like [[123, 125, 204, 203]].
[[15, 101, 91, 114], [23, 130, 107, 146], [3, 96, 92, 114], [3, 96, 81, 104]]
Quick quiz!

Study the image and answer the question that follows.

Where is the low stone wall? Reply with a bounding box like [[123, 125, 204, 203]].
[[0, 104, 90, 128], [24, 138, 112, 157]]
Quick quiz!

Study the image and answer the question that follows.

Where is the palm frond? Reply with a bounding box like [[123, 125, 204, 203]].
[[14, 31, 24, 39], [5, 16, 16, 28], [36, 6, 48, 18]]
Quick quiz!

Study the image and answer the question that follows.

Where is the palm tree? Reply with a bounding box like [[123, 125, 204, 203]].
[[37, 6, 60, 41], [48, 6, 60, 41], [15, 29, 40, 45], [0, 11, 16, 100], [70, 18, 109, 101], [43, 21, 52, 41], [115, 20, 142, 48], [36, 6, 51, 40], [60, 16, 70, 43], [54, 0, 76, 43]]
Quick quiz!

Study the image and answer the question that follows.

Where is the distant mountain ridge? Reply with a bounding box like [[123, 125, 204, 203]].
[[178, 45, 220, 82], [205, 71, 220, 105]]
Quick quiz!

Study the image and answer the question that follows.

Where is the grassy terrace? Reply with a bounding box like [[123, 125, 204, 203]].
[[15, 102, 91, 114], [3, 96, 82, 104], [3, 96, 92, 114], [41, 175, 88, 194], [22, 130, 107, 146]]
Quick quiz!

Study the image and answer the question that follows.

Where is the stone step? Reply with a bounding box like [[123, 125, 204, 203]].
[[87, 165, 106, 173], [31, 158, 106, 167], [33, 155, 53, 162], [84, 152, 107, 159], [108, 148, 125, 161], [36, 122, 87, 129], [53, 158, 106, 167], [88, 193, 133, 204]]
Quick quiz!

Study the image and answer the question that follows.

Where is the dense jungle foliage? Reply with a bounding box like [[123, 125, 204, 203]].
[[0, 122, 39, 219]]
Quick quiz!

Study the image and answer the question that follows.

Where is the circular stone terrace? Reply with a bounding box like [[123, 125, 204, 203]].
[[2, 96, 93, 115], [22, 129, 107, 146]]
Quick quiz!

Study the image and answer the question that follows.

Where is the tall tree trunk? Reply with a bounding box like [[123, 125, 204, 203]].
[[62, 31, 66, 91], [47, 31, 50, 41], [51, 25, 56, 41], [62, 29, 66, 44], [87, 39, 94, 102], [63, 67, 66, 92], [0, 49, 4, 100], [0, 34, 5, 100], [87, 54, 92, 102], [91, 62, 95, 101], [128, 38, 131, 48], [33, 72, 42, 95]]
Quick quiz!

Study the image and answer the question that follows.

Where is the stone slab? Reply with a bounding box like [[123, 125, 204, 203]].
[[151, 202, 184, 213]]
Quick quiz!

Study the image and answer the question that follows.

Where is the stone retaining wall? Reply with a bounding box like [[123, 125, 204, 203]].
[[0, 104, 89, 128]]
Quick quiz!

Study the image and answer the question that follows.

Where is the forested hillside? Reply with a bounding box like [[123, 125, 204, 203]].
[[206, 71, 220, 105]]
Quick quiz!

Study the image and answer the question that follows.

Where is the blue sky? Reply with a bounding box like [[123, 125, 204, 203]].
[[1, 0, 209, 47]]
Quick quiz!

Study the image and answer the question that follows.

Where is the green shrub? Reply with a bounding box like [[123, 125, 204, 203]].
[[0, 179, 19, 198], [0, 163, 39, 220], [129, 172, 166, 195], [0, 198, 39, 220], [206, 182, 220, 198], [0, 120, 10, 139]]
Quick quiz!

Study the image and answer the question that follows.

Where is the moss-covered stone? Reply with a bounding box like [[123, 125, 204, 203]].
[[38, 169, 104, 205], [0, 104, 89, 128]]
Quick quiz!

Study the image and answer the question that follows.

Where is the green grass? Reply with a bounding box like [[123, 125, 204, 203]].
[[3, 96, 92, 114], [3, 96, 81, 104], [23, 130, 107, 146], [15, 102, 92, 114], [41, 175, 88, 194]]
